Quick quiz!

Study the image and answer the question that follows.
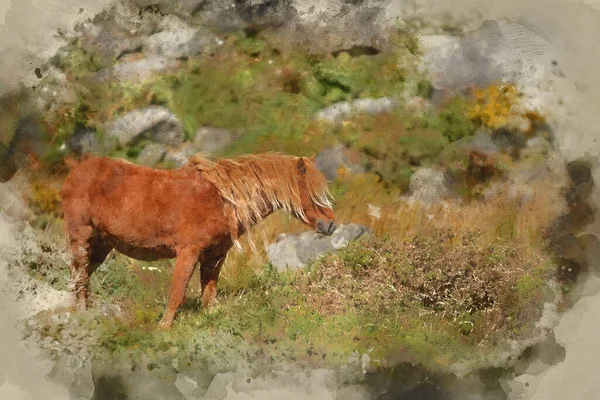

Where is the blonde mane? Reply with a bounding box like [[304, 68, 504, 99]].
[[189, 152, 333, 251]]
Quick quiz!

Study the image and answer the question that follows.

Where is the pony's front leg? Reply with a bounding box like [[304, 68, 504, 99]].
[[159, 249, 201, 329], [200, 256, 226, 309]]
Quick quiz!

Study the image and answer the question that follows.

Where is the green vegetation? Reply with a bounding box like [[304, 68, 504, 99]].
[[41, 26, 421, 162], [19, 19, 565, 376], [29, 228, 554, 372]]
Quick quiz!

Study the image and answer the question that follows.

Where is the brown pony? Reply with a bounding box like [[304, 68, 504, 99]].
[[61, 153, 336, 329]]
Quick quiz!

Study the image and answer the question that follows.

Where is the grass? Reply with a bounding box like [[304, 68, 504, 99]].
[[16, 17, 567, 376], [27, 226, 555, 373], [23, 154, 565, 373], [39, 25, 424, 164]]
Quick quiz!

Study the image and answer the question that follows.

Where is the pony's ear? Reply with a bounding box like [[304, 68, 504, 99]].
[[296, 157, 307, 175], [308, 153, 316, 163]]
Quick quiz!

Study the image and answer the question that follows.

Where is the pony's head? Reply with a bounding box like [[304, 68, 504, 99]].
[[293, 155, 336, 236]]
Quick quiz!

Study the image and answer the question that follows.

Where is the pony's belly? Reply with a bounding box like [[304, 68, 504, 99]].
[[107, 237, 176, 261]]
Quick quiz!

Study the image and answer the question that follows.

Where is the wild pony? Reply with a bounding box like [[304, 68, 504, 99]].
[[61, 153, 336, 328]]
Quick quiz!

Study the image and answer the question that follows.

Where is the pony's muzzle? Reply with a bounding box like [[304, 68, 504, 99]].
[[316, 220, 337, 236]]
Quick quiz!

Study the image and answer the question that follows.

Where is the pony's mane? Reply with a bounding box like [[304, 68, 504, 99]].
[[189, 152, 333, 251]]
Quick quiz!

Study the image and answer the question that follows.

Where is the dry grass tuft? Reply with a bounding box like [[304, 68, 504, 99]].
[[295, 230, 552, 341]]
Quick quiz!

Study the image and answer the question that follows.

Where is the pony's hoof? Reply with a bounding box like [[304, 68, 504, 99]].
[[158, 319, 172, 330]]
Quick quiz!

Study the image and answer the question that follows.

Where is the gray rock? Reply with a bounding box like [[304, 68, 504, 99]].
[[103, 106, 184, 150], [80, 19, 143, 62], [420, 19, 553, 92], [128, 0, 206, 15], [408, 167, 451, 204], [315, 144, 365, 181], [315, 97, 398, 126], [67, 129, 101, 155], [33, 67, 78, 112], [267, 223, 371, 271], [143, 15, 220, 59], [198, 0, 298, 32], [193, 127, 236, 155], [136, 142, 167, 166], [164, 142, 196, 168], [93, 56, 178, 84], [273, 2, 389, 55]]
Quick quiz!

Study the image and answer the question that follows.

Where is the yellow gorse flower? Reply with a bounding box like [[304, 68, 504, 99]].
[[467, 84, 522, 130]]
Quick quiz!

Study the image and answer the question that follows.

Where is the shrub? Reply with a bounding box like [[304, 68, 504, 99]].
[[338, 113, 449, 191], [28, 180, 62, 217], [467, 83, 521, 130], [423, 96, 477, 142]]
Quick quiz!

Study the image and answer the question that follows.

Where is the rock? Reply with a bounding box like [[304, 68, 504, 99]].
[[80, 19, 143, 62], [33, 67, 78, 112], [193, 127, 236, 155], [420, 19, 553, 92], [567, 158, 595, 185], [103, 106, 184, 150], [267, 223, 371, 271], [315, 144, 365, 181], [198, 0, 298, 32], [164, 142, 196, 167], [67, 129, 101, 155], [315, 97, 398, 126], [143, 15, 220, 59], [128, 0, 206, 15], [408, 167, 451, 204], [136, 143, 167, 166], [93, 56, 178, 84], [274, 2, 389, 55]]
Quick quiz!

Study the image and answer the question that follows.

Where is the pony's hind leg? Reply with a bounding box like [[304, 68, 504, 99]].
[[200, 256, 226, 309], [67, 227, 112, 311], [67, 225, 94, 311]]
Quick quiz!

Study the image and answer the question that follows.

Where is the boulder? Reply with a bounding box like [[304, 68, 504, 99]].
[[80, 19, 143, 62], [93, 56, 178, 84], [136, 143, 167, 166], [420, 19, 554, 92], [198, 0, 298, 32], [67, 128, 101, 155], [315, 97, 398, 126], [163, 142, 196, 168], [143, 15, 220, 59], [33, 67, 78, 113], [193, 127, 236, 155], [103, 106, 184, 150], [267, 224, 371, 271], [315, 144, 365, 181], [127, 0, 207, 16]]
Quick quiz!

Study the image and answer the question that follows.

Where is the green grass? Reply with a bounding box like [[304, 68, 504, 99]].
[[40, 27, 426, 163], [28, 230, 555, 373], [21, 20, 564, 377]]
